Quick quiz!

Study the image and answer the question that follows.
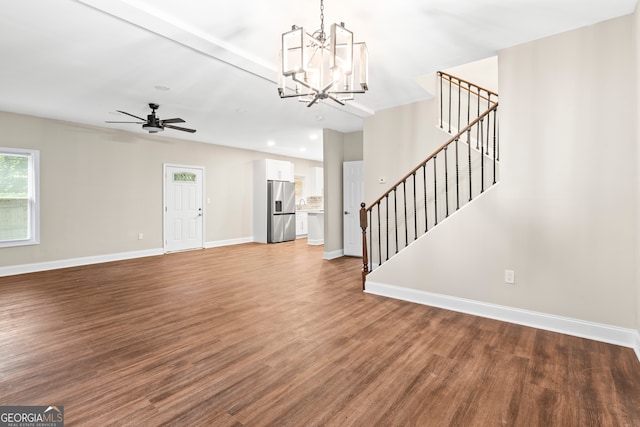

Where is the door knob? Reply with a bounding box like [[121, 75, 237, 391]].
[[344, 211, 349, 214]]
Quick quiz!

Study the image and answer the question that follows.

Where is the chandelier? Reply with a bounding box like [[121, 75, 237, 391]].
[[278, 0, 368, 107]]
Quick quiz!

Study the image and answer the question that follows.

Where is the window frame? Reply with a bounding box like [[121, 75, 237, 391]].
[[0, 147, 40, 248]]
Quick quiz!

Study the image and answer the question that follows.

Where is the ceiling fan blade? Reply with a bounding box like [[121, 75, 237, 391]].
[[105, 120, 145, 124], [116, 110, 146, 121], [161, 118, 185, 124], [164, 124, 196, 133]]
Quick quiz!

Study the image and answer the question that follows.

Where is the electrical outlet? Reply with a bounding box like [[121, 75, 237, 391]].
[[504, 269, 515, 284], [138, 233, 144, 240]]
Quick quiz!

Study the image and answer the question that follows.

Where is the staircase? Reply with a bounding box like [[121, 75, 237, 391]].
[[359, 71, 499, 288]]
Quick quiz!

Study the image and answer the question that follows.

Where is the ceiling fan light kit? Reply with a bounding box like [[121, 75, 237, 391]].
[[143, 104, 164, 133], [278, 0, 368, 107], [142, 123, 163, 133]]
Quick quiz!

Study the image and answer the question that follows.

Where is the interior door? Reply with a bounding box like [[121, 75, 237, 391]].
[[343, 161, 364, 256], [164, 165, 204, 252]]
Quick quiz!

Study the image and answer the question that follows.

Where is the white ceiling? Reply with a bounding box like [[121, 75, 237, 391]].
[[0, 0, 636, 161]]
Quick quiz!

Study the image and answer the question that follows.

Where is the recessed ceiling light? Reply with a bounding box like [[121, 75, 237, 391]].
[[315, 115, 324, 121], [299, 147, 307, 152], [309, 133, 318, 140], [267, 140, 276, 146], [154, 85, 170, 91]]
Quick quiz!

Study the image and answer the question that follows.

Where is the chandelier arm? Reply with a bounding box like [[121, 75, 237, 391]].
[[306, 96, 321, 108], [327, 89, 367, 95], [320, 79, 338, 93], [326, 93, 346, 106], [280, 93, 315, 99], [291, 75, 321, 94]]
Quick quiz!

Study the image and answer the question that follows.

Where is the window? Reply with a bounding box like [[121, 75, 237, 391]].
[[0, 148, 39, 247], [294, 176, 305, 199]]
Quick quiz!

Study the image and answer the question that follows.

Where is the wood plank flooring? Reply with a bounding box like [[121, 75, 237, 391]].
[[1, 239, 639, 426]]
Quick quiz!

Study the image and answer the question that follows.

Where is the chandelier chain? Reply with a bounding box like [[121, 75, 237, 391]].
[[319, 0, 325, 42]]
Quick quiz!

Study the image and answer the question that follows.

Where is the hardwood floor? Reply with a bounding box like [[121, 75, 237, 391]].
[[1, 239, 639, 426]]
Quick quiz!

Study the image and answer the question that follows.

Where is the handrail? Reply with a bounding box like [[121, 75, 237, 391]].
[[366, 104, 498, 210], [445, 80, 497, 105], [360, 71, 500, 288], [437, 71, 499, 98]]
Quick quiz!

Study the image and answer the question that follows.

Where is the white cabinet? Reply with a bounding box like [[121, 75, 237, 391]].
[[266, 159, 294, 182], [296, 212, 308, 236], [309, 167, 323, 196]]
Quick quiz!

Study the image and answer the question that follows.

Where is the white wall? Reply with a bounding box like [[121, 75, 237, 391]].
[[0, 112, 321, 268], [365, 14, 638, 329], [635, 6, 640, 336]]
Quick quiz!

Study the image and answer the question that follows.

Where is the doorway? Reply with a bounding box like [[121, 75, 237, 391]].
[[163, 164, 204, 253], [343, 161, 364, 257]]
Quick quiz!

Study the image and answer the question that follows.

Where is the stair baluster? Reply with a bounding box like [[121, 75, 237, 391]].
[[361, 72, 500, 286]]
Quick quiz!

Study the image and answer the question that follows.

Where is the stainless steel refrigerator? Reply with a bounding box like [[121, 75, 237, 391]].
[[267, 180, 296, 243]]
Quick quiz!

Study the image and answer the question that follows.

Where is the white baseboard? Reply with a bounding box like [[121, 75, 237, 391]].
[[365, 281, 640, 362], [0, 238, 256, 277], [307, 239, 324, 246], [323, 249, 344, 260], [0, 248, 164, 277], [205, 236, 253, 248]]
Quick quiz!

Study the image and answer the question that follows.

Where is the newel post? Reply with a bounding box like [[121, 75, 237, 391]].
[[360, 202, 369, 290]]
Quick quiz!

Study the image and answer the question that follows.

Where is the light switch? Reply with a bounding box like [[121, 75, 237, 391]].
[[505, 270, 515, 284]]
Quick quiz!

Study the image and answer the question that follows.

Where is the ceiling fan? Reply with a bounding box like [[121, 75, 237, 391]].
[[106, 103, 196, 134]]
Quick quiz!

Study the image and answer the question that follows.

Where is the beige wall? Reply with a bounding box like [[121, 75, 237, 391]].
[[444, 56, 499, 93], [343, 131, 364, 161], [366, 15, 638, 328], [0, 112, 321, 268], [363, 100, 450, 205], [322, 129, 363, 255]]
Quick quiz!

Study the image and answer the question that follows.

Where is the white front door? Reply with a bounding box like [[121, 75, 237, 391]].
[[164, 165, 204, 253], [343, 161, 364, 257]]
